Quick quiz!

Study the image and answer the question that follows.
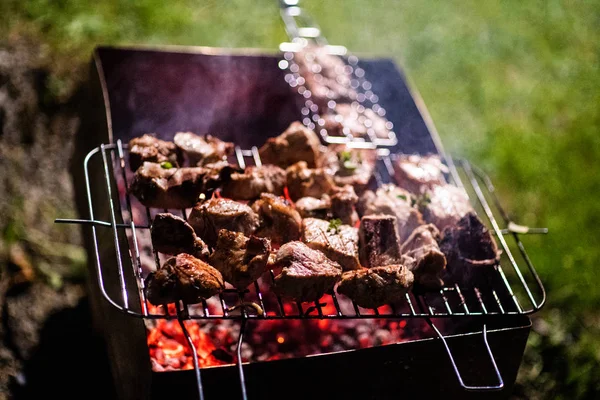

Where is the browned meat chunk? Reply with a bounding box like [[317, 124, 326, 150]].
[[330, 185, 359, 226], [251, 193, 302, 245], [295, 195, 331, 219], [322, 104, 392, 140], [173, 132, 234, 166], [301, 218, 360, 271], [272, 241, 342, 302], [128, 134, 182, 172], [394, 154, 448, 194], [337, 265, 414, 309], [220, 164, 286, 200], [295, 47, 355, 110], [209, 229, 271, 289], [145, 253, 224, 305], [321, 146, 377, 194], [150, 213, 209, 259], [188, 198, 260, 247], [440, 212, 500, 285], [421, 184, 473, 233], [129, 161, 235, 209], [258, 122, 323, 168], [358, 184, 424, 242], [286, 161, 337, 201], [400, 224, 446, 290], [359, 215, 403, 267]]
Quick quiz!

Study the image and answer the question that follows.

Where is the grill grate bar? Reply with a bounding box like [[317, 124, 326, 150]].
[[60, 143, 545, 321], [116, 140, 149, 315], [100, 144, 130, 310], [461, 159, 538, 310]]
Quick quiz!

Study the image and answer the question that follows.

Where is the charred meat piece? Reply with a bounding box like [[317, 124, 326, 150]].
[[400, 224, 446, 290], [128, 134, 182, 172], [145, 254, 224, 305], [295, 47, 355, 110], [330, 185, 359, 226], [188, 198, 260, 247], [286, 161, 337, 201], [295, 195, 331, 219], [272, 241, 342, 302], [321, 145, 377, 194], [301, 218, 360, 271], [420, 184, 473, 233], [359, 215, 403, 267], [394, 154, 448, 194], [129, 161, 236, 209], [337, 265, 414, 309], [258, 122, 323, 168], [440, 212, 500, 285], [220, 164, 286, 200], [324, 104, 392, 139], [209, 229, 271, 289], [150, 213, 209, 259], [173, 132, 234, 166], [251, 193, 302, 245], [359, 184, 424, 242]]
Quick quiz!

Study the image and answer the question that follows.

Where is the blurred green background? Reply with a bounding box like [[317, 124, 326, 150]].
[[1, 0, 598, 398]]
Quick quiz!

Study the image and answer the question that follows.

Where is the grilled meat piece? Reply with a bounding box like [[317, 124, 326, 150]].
[[394, 154, 448, 194], [321, 145, 377, 194], [421, 184, 472, 233], [258, 122, 323, 168], [440, 212, 500, 285], [272, 241, 342, 302], [400, 224, 446, 290], [188, 198, 260, 247], [323, 103, 392, 139], [251, 193, 302, 245], [330, 185, 359, 226], [286, 161, 337, 201], [173, 132, 234, 166], [220, 164, 286, 200], [359, 215, 403, 267], [150, 213, 209, 259], [295, 195, 331, 219], [128, 134, 182, 172], [295, 47, 355, 110], [301, 218, 360, 271], [145, 253, 224, 305], [337, 265, 414, 309], [359, 184, 424, 242], [209, 229, 271, 289], [129, 161, 236, 209]]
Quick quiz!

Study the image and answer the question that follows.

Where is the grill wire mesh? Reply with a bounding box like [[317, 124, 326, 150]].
[[57, 138, 546, 399]]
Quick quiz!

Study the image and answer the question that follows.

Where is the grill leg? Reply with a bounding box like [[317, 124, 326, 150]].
[[176, 304, 205, 400], [236, 316, 249, 400], [427, 318, 504, 391]]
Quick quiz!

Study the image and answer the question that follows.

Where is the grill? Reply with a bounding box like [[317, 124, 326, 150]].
[[57, 3, 546, 399]]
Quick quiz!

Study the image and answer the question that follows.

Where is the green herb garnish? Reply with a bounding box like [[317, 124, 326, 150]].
[[160, 161, 174, 169], [417, 192, 432, 208], [396, 194, 407, 201], [339, 150, 352, 163], [328, 218, 343, 233]]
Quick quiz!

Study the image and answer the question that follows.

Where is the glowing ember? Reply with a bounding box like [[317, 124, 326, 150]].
[[146, 302, 432, 372]]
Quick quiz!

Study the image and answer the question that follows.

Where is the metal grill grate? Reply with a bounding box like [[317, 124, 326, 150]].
[[57, 139, 546, 399], [60, 141, 545, 320]]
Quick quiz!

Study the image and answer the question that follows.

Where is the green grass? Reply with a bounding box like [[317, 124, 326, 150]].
[[2, 0, 599, 397]]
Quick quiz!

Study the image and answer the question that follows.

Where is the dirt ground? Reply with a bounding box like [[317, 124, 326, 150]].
[[0, 41, 116, 399]]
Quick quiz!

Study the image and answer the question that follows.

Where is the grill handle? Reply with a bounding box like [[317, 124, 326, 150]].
[[427, 318, 504, 391], [279, 0, 327, 45]]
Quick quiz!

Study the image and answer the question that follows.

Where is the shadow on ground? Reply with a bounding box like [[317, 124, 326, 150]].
[[11, 297, 117, 400]]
